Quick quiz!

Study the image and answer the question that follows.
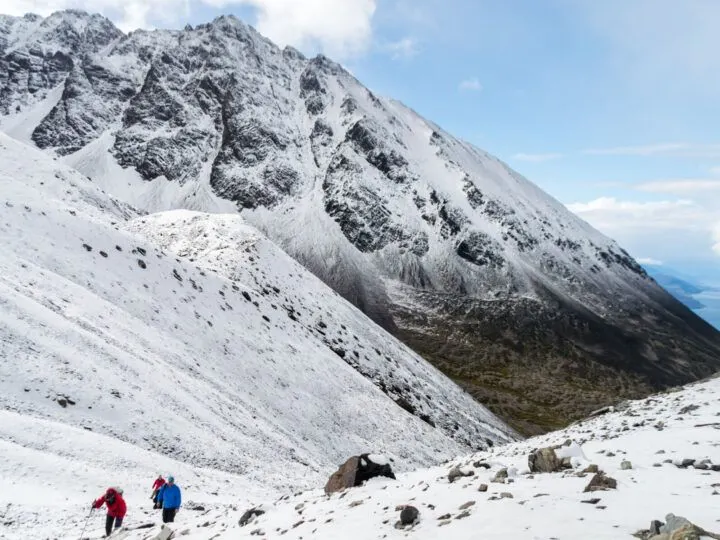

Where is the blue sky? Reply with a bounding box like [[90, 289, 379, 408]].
[[6, 0, 720, 283]]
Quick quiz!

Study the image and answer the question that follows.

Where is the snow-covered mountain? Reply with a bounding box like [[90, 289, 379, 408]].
[[0, 131, 516, 501], [2, 10, 720, 434]]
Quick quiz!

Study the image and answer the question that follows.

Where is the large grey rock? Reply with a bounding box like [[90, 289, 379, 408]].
[[528, 445, 573, 473], [324, 456, 360, 494], [583, 472, 617, 492], [639, 513, 720, 540], [399, 505, 419, 526], [324, 454, 395, 494], [660, 514, 693, 534], [448, 466, 474, 483]]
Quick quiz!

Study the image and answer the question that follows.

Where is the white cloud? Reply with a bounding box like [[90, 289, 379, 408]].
[[636, 179, 720, 194], [512, 152, 563, 163], [459, 77, 482, 92], [566, 197, 699, 230], [636, 257, 663, 266], [3, 0, 377, 56], [2, 0, 181, 31], [233, 0, 376, 57], [567, 196, 720, 261], [384, 37, 418, 59]]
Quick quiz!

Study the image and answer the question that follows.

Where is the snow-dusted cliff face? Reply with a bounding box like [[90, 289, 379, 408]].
[[2, 10, 720, 433]]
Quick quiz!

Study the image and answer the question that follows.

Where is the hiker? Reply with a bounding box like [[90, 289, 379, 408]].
[[157, 475, 181, 523], [91, 487, 127, 537], [151, 474, 166, 508]]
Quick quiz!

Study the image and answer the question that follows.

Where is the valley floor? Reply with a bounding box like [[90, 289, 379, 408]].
[[3, 376, 720, 539]]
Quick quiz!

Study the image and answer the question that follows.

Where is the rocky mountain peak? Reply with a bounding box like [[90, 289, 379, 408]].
[[1, 10, 720, 435], [6, 9, 121, 54]]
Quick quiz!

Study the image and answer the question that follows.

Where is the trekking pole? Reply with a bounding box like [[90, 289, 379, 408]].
[[78, 509, 93, 540]]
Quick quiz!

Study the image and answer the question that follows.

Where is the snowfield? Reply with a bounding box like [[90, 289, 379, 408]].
[[0, 131, 514, 536], [195, 376, 720, 540], [4, 371, 720, 538]]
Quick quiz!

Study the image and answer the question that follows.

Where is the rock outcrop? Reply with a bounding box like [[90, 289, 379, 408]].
[[583, 472, 617, 492], [528, 445, 573, 473], [324, 454, 396, 494], [635, 514, 720, 540]]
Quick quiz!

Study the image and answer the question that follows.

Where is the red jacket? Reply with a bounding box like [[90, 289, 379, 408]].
[[93, 489, 126, 518], [152, 477, 166, 491]]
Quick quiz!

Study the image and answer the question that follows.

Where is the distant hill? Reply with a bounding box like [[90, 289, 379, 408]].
[[645, 266, 706, 310]]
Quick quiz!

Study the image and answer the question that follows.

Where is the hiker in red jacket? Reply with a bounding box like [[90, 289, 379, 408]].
[[92, 487, 127, 537], [151, 475, 166, 509]]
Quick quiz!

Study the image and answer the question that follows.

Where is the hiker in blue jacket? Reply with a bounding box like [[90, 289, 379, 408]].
[[157, 475, 182, 523]]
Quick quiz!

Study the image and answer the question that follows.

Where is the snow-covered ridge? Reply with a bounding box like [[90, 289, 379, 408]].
[[0, 132, 514, 500]]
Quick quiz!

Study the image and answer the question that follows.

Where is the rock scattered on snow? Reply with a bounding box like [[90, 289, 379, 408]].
[[491, 468, 508, 483], [448, 466, 474, 483], [239, 507, 266, 527], [583, 472, 618, 492], [399, 505, 419, 526], [634, 513, 720, 540], [528, 444, 574, 473]]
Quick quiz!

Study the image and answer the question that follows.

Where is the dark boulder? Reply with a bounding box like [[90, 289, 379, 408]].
[[399, 505, 419, 526], [583, 472, 617, 492], [324, 454, 395, 494], [239, 507, 265, 527], [448, 466, 474, 483]]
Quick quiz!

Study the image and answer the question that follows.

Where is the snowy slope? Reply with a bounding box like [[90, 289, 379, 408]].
[[2, 10, 720, 434], [171, 374, 720, 540], [6, 368, 720, 538], [0, 132, 515, 501]]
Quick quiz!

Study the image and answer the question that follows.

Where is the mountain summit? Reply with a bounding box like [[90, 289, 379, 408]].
[[2, 10, 720, 433]]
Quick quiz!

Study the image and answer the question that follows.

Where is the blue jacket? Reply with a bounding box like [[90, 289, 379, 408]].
[[158, 483, 182, 509]]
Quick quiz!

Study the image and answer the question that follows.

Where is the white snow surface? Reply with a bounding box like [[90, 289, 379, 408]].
[[0, 133, 517, 536], [4, 364, 720, 538]]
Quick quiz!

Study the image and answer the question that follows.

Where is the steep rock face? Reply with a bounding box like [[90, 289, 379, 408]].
[[0, 10, 122, 115], [2, 10, 720, 434]]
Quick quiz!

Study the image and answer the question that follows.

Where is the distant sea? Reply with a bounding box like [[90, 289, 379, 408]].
[[695, 290, 720, 330]]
